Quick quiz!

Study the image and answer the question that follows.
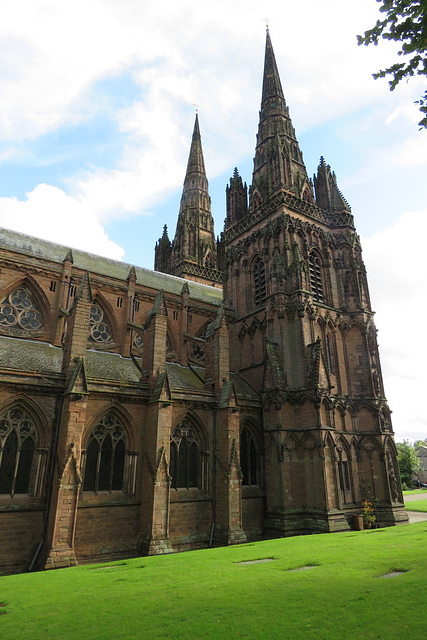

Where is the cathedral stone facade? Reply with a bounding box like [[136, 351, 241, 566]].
[[0, 32, 407, 575]]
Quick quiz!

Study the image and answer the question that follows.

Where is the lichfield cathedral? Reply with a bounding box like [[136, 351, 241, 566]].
[[0, 31, 407, 574]]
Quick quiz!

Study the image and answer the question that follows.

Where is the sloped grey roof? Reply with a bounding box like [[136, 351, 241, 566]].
[[0, 227, 223, 306], [0, 335, 63, 373], [0, 336, 140, 383], [166, 362, 205, 391], [86, 349, 141, 383], [231, 373, 260, 402]]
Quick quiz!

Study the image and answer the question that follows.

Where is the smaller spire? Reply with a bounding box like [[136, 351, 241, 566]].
[[166, 115, 222, 286]]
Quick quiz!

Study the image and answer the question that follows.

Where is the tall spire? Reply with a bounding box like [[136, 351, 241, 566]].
[[250, 30, 314, 209], [184, 112, 205, 178], [261, 28, 285, 105], [167, 114, 222, 286]]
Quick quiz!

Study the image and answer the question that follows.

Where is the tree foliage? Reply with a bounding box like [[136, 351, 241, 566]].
[[396, 440, 420, 485], [357, 1, 427, 128]]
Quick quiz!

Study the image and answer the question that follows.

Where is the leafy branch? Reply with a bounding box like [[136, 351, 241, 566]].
[[357, 1, 427, 128]]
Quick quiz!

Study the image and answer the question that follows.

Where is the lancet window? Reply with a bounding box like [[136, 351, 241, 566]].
[[0, 407, 36, 495], [240, 425, 260, 487], [0, 287, 43, 336], [83, 413, 126, 492], [253, 258, 266, 308], [170, 420, 199, 489], [308, 254, 324, 303]]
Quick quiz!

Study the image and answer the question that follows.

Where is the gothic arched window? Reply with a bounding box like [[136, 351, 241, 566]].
[[0, 287, 43, 336], [88, 303, 113, 344], [170, 421, 199, 489], [83, 413, 126, 492], [253, 258, 266, 308], [0, 407, 36, 495], [240, 425, 260, 487], [308, 254, 324, 303]]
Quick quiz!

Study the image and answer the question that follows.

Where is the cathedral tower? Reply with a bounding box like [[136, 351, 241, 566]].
[[155, 114, 222, 287], [223, 29, 406, 536]]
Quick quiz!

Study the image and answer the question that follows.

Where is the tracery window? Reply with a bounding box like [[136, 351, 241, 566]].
[[0, 407, 36, 495], [190, 326, 207, 362], [170, 421, 199, 489], [253, 258, 266, 308], [133, 331, 143, 354], [191, 343, 205, 361], [240, 425, 260, 487], [308, 254, 324, 303], [0, 287, 43, 336], [83, 413, 126, 492], [88, 303, 113, 344]]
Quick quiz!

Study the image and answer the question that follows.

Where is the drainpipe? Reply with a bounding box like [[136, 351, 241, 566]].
[[29, 392, 64, 572], [209, 405, 217, 547]]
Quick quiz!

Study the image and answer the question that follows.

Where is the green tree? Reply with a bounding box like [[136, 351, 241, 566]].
[[396, 440, 420, 485], [414, 439, 427, 449], [357, 1, 427, 128]]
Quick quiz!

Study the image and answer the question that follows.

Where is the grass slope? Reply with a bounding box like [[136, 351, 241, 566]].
[[405, 499, 427, 512], [1, 523, 427, 640]]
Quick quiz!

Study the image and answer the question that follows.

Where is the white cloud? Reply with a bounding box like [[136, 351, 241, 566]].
[[392, 132, 427, 166], [0, 184, 124, 259], [0, 0, 422, 240], [362, 211, 427, 441]]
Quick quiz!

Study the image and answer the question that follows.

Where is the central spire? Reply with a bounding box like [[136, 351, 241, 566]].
[[155, 114, 222, 286], [250, 30, 314, 209]]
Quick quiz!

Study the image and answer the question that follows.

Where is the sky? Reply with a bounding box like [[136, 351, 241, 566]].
[[0, 0, 426, 442]]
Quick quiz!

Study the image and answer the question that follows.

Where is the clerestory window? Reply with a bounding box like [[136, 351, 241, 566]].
[[0, 287, 43, 336], [88, 303, 113, 344]]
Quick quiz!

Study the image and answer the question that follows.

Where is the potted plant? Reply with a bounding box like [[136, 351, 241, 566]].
[[362, 499, 376, 528]]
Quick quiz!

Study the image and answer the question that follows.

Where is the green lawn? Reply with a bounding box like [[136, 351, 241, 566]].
[[405, 499, 427, 512], [1, 523, 427, 639]]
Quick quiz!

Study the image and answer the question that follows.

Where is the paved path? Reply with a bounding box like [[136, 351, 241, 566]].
[[403, 493, 427, 523], [408, 510, 427, 523], [403, 492, 427, 502]]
